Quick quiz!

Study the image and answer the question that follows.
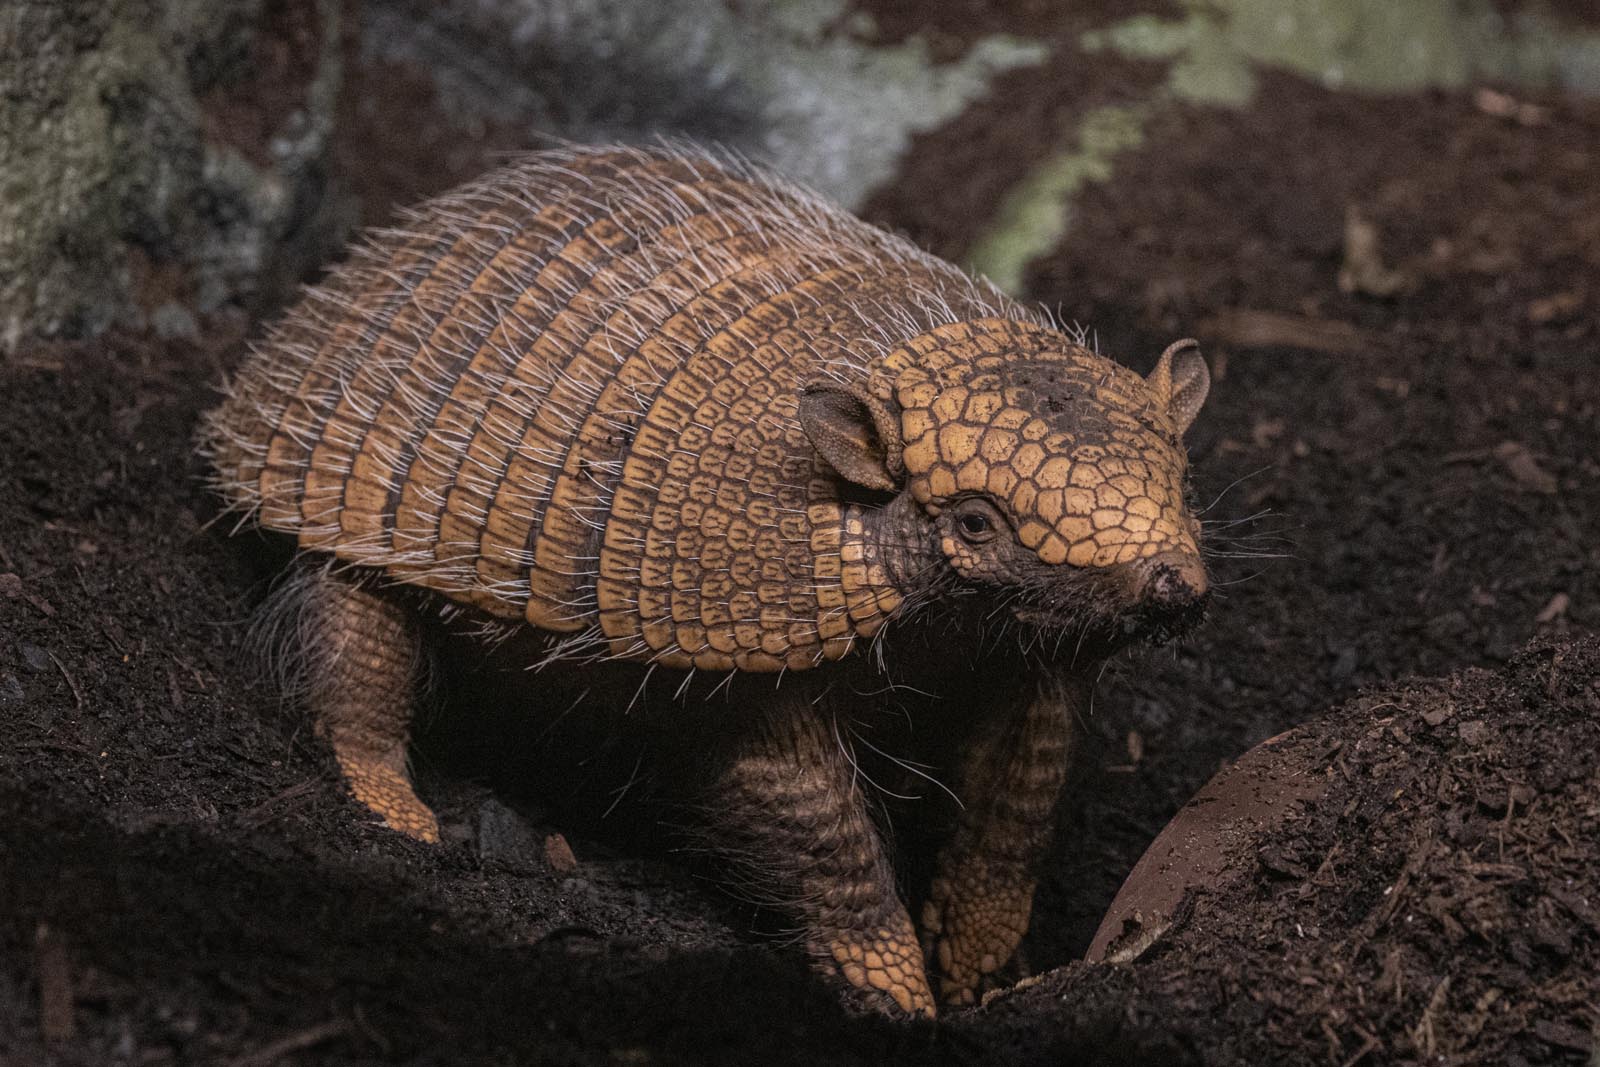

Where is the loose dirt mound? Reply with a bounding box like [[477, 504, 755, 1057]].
[[974, 637, 1600, 1066]]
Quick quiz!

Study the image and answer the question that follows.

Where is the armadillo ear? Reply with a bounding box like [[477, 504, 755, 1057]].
[[1146, 338, 1210, 436], [797, 382, 905, 492]]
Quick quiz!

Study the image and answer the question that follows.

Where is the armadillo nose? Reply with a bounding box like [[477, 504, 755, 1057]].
[[1142, 549, 1209, 609]]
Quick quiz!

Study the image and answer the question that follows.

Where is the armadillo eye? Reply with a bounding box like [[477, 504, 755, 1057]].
[[954, 503, 1000, 545]]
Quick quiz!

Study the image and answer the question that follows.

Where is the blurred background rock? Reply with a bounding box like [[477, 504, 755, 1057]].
[[1, 0, 1043, 351], [11, 0, 1594, 354]]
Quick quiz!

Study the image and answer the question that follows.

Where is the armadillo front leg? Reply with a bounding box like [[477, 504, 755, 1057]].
[[706, 698, 935, 1017], [295, 566, 439, 843], [919, 673, 1082, 1006]]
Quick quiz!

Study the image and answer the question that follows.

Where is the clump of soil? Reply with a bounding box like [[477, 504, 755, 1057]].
[[975, 637, 1600, 1066]]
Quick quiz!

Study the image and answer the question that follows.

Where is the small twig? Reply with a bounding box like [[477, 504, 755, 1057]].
[[351, 1003, 392, 1057], [235, 780, 320, 829], [46, 651, 84, 710], [165, 664, 185, 713], [1439, 447, 1493, 464], [1410, 975, 1452, 1057], [1304, 841, 1343, 891], [228, 1019, 351, 1067], [1338, 1028, 1382, 1067], [171, 653, 208, 691], [1200, 308, 1375, 355]]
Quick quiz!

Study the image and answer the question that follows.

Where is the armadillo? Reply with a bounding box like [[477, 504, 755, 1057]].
[[199, 144, 1212, 1016]]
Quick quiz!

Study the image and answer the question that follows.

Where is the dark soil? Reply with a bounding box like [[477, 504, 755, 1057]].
[[4, 7, 1598, 1066], [978, 637, 1600, 1066], [1002, 71, 1600, 982]]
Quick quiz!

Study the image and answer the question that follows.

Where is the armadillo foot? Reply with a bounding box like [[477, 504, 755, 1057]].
[[331, 734, 440, 843], [707, 698, 936, 1018], [289, 563, 435, 843], [821, 915, 936, 1019], [919, 867, 1033, 1007]]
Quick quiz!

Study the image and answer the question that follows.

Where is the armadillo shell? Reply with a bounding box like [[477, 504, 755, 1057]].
[[200, 144, 1040, 672]]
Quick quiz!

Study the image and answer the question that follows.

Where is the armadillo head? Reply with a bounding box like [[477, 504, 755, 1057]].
[[799, 327, 1211, 650]]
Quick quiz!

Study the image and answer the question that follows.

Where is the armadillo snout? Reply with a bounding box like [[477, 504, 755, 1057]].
[[1121, 549, 1209, 645], [1141, 549, 1208, 609]]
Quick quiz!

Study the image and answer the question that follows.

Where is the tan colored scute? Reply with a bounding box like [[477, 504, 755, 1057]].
[[201, 145, 1190, 677]]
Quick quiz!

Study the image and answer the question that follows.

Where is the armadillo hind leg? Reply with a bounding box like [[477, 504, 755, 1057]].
[[919, 675, 1081, 1006], [288, 564, 439, 843], [705, 699, 935, 1018]]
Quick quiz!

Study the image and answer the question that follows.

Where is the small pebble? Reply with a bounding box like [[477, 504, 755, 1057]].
[[544, 832, 578, 872], [19, 642, 51, 673], [1494, 441, 1557, 494], [1535, 592, 1570, 624], [1421, 702, 1455, 727]]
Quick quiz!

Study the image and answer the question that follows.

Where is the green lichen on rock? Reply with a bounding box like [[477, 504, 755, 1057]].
[[1082, 0, 1600, 105], [362, 0, 1046, 209], [719, 0, 1048, 206], [963, 0, 1600, 295], [0, 0, 342, 351], [964, 105, 1149, 297]]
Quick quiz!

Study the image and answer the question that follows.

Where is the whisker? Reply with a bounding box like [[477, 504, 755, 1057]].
[[1197, 465, 1275, 516]]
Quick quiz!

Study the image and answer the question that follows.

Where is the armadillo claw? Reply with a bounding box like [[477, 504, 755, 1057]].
[[332, 742, 440, 844], [821, 923, 936, 1019]]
